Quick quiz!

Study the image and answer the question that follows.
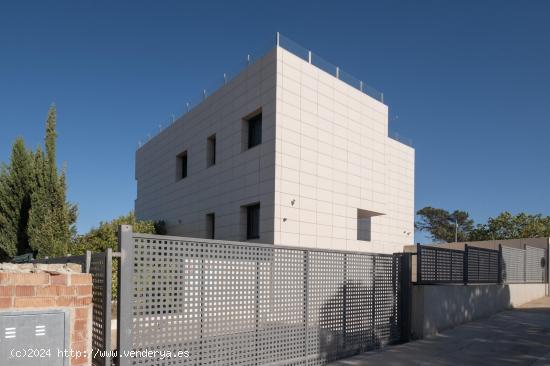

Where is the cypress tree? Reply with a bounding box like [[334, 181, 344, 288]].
[[27, 105, 77, 258], [0, 138, 35, 259], [0, 105, 77, 259]]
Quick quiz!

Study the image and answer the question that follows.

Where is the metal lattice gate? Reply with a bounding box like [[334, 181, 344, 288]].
[[89, 250, 113, 366], [117, 225, 410, 366]]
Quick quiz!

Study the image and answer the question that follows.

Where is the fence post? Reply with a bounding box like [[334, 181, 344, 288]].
[[117, 225, 134, 366], [449, 250, 453, 283], [416, 243, 422, 284], [547, 242, 550, 293], [303, 250, 309, 361], [399, 253, 412, 342], [463, 244, 469, 285], [104, 248, 113, 366], [434, 248, 438, 282], [523, 244, 527, 283], [342, 253, 348, 348], [372, 256, 376, 339], [498, 244, 503, 284], [85, 250, 92, 273]]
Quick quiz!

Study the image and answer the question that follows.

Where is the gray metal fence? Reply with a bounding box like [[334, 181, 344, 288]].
[[117, 225, 409, 366], [416, 245, 499, 284], [416, 246, 464, 284], [526, 246, 546, 282], [416, 244, 547, 285], [465, 246, 500, 283], [35, 251, 113, 366], [501, 246, 525, 283], [502, 245, 546, 283]]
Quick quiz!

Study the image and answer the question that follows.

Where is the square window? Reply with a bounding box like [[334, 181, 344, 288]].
[[176, 151, 187, 181], [242, 111, 262, 151]]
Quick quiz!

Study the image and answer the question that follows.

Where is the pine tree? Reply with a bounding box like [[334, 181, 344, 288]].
[[0, 139, 35, 259], [27, 105, 77, 258]]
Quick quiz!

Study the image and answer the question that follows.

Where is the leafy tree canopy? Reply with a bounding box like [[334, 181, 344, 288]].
[[71, 211, 165, 299], [415, 207, 473, 243], [71, 211, 164, 254], [416, 207, 550, 243]]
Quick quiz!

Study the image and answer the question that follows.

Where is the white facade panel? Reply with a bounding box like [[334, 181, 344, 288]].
[[136, 45, 414, 254]]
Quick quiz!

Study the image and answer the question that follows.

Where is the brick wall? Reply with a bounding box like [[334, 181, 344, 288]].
[[0, 271, 93, 366]]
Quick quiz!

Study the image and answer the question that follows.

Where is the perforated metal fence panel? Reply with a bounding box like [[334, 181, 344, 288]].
[[525, 246, 546, 283], [417, 246, 464, 284], [466, 247, 499, 283], [118, 228, 404, 366], [89, 251, 112, 366], [501, 246, 525, 283], [417, 245, 547, 285]]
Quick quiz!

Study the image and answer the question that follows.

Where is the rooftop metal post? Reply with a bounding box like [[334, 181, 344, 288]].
[[336, 66, 340, 79], [308, 50, 312, 64], [276, 31, 280, 46]]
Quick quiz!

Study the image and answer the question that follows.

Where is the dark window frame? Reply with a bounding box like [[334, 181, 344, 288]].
[[247, 113, 262, 149], [207, 134, 216, 167], [176, 150, 188, 181], [246, 203, 260, 240], [206, 213, 215, 239]]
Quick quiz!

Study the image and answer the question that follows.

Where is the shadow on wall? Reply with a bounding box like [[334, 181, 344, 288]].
[[319, 281, 400, 363], [412, 283, 513, 339]]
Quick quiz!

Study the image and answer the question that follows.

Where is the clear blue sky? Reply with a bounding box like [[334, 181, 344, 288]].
[[1, 1, 549, 242]]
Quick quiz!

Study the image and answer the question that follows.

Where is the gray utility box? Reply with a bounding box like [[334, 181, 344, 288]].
[[0, 309, 70, 366]]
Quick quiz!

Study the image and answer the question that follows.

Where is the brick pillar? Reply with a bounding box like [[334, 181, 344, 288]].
[[0, 271, 93, 366]]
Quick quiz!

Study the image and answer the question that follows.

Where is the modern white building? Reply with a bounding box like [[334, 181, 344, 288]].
[[135, 35, 415, 254]]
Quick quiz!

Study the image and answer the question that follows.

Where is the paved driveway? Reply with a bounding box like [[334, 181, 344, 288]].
[[329, 297, 550, 366]]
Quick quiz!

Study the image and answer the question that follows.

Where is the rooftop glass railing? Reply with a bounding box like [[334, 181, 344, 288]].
[[139, 33, 412, 149], [277, 33, 384, 102]]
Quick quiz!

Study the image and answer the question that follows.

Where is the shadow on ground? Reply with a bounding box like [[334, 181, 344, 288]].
[[328, 297, 550, 366]]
